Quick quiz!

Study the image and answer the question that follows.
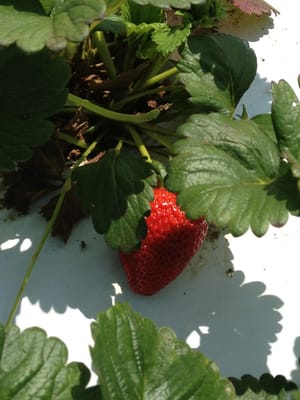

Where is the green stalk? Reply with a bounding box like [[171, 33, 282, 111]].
[[67, 93, 160, 124], [125, 124, 152, 162], [142, 128, 173, 149], [92, 31, 117, 80], [143, 67, 178, 89], [114, 85, 181, 109], [139, 122, 178, 137], [57, 131, 88, 149], [5, 140, 98, 330]]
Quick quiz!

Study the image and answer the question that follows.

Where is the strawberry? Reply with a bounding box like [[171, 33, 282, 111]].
[[119, 187, 208, 295]]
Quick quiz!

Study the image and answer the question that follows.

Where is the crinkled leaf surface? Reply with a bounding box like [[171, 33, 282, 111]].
[[131, 0, 206, 9], [177, 34, 257, 114], [166, 113, 300, 236], [272, 80, 300, 189], [231, 0, 279, 16], [0, 0, 106, 52], [72, 150, 154, 251], [90, 302, 234, 400], [0, 323, 90, 399], [151, 23, 191, 56], [0, 46, 70, 171], [39, 0, 55, 14], [272, 80, 300, 158]]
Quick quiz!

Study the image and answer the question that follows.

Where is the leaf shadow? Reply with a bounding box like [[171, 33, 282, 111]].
[[0, 212, 283, 381], [119, 229, 283, 380], [291, 337, 300, 386]]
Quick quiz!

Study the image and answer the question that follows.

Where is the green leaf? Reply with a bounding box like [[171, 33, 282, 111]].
[[0, 0, 106, 52], [251, 114, 277, 143], [104, 178, 154, 252], [0, 46, 70, 171], [272, 80, 300, 189], [90, 302, 235, 400], [130, 0, 207, 9], [72, 150, 154, 251], [272, 80, 300, 158], [122, 0, 163, 24], [151, 23, 191, 56], [177, 34, 257, 114], [166, 113, 300, 236], [0, 323, 90, 399], [39, 0, 55, 15]]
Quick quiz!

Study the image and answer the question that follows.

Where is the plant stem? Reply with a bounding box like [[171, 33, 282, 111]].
[[5, 140, 98, 330], [92, 31, 117, 80], [114, 85, 181, 109], [139, 122, 178, 137], [142, 128, 173, 149], [143, 67, 178, 89], [67, 93, 160, 124], [57, 131, 88, 149], [125, 124, 152, 162]]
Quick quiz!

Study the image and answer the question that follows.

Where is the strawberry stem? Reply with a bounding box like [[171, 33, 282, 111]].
[[92, 31, 117, 80], [125, 124, 152, 163], [67, 93, 160, 124], [5, 139, 99, 330], [57, 131, 88, 149]]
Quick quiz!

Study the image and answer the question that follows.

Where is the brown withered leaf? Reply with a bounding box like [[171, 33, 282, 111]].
[[231, 0, 279, 16], [40, 185, 86, 242], [3, 137, 66, 213], [3, 171, 58, 214]]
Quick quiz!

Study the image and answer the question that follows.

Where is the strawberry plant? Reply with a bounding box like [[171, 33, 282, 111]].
[[1, 0, 300, 396], [0, 302, 299, 400]]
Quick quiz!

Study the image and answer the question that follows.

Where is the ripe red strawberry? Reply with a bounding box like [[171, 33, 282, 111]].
[[119, 187, 208, 295]]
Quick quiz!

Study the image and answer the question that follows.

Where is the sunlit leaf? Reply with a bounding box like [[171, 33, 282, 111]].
[[166, 113, 300, 236], [0, 323, 90, 399], [91, 302, 235, 400], [0, 0, 106, 52], [130, 0, 206, 9], [177, 34, 257, 114]]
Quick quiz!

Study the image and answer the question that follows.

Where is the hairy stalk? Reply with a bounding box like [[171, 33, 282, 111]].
[[92, 31, 117, 80], [5, 140, 98, 330], [67, 93, 160, 123], [125, 124, 152, 162]]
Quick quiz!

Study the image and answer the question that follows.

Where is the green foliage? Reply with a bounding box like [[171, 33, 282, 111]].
[[131, 0, 207, 9], [272, 79, 300, 190], [0, 46, 70, 171], [151, 22, 191, 56], [1, 4, 300, 398], [0, 0, 106, 52], [91, 302, 235, 399], [177, 34, 257, 114], [72, 149, 155, 251], [166, 112, 300, 236], [0, 323, 89, 399], [2, 304, 299, 399]]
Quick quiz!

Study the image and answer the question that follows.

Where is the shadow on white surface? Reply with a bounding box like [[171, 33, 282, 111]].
[[0, 211, 284, 381], [292, 338, 300, 383]]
